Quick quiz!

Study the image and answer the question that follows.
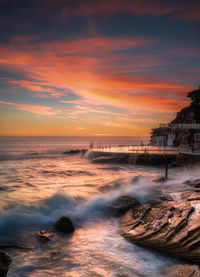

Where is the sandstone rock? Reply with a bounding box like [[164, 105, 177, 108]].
[[120, 200, 200, 263], [159, 264, 200, 277], [171, 87, 200, 124], [54, 216, 74, 233], [188, 87, 200, 105], [0, 250, 12, 277]]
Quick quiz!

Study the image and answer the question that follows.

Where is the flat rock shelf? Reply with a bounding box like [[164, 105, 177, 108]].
[[120, 185, 200, 263]]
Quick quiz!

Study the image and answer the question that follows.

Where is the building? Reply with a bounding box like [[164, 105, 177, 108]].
[[151, 87, 200, 152]]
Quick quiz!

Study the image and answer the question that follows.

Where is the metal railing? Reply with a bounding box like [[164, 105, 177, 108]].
[[92, 145, 179, 155]]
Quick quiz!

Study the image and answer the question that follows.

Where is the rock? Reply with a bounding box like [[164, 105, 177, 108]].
[[120, 199, 200, 263], [63, 149, 87, 155], [107, 195, 140, 215], [63, 149, 80, 154], [182, 190, 200, 201], [0, 250, 12, 277], [171, 87, 200, 124], [54, 216, 75, 233], [188, 87, 200, 105], [184, 179, 200, 188], [159, 264, 200, 277], [36, 230, 54, 242], [150, 87, 200, 151]]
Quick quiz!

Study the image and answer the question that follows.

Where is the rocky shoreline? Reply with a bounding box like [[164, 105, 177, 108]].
[[2, 177, 200, 276], [119, 179, 200, 276], [151, 87, 200, 152]]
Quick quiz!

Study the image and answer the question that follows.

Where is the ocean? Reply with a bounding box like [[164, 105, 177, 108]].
[[0, 136, 198, 277]]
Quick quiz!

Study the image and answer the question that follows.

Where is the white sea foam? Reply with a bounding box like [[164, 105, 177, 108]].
[[0, 137, 197, 276]]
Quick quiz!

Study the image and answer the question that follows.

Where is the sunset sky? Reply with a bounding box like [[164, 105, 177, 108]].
[[0, 0, 200, 136]]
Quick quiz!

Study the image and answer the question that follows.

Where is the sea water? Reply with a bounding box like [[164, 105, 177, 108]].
[[0, 136, 198, 277]]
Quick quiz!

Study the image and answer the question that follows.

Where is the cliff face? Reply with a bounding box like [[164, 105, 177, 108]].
[[171, 88, 200, 124], [150, 87, 200, 150]]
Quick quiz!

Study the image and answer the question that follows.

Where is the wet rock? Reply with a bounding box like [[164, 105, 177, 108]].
[[63, 149, 87, 155], [120, 199, 200, 263], [0, 250, 12, 277], [36, 230, 54, 242], [184, 179, 200, 188], [108, 195, 140, 215], [159, 264, 200, 277], [54, 216, 75, 233]]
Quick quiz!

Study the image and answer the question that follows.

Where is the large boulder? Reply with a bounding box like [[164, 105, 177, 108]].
[[0, 250, 12, 277], [120, 198, 200, 263], [106, 195, 140, 215], [54, 216, 75, 233]]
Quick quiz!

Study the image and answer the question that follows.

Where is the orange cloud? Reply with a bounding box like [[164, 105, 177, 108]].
[[0, 101, 60, 116], [10, 80, 64, 97], [0, 36, 190, 116]]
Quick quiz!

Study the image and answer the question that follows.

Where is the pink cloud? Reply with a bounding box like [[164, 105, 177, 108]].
[[0, 36, 191, 116], [0, 101, 60, 116], [10, 80, 64, 97]]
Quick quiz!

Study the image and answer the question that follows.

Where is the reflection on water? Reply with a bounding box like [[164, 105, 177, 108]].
[[0, 138, 197, 276], [8, 217, 179, 277], [92, 145, 179, 155]]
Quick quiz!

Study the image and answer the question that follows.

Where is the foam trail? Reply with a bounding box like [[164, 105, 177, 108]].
[[0, 166, 199, 239], [0, 193, 80, 239], [0, 179, 143, 236]]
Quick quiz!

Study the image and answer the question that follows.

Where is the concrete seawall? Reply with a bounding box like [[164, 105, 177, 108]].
[[89, 150, 200, 166], [90, 151, 178, 166]]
